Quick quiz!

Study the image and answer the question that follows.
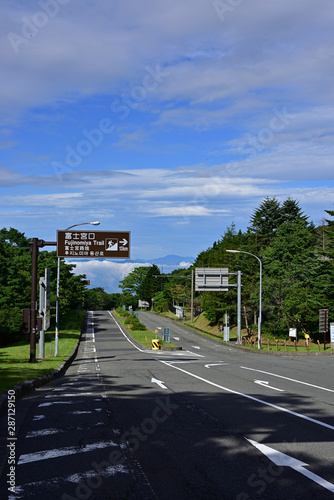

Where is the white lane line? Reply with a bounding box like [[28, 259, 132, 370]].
[[241, 366, 334, 393], [26, 422, 104, 438], [26, 428, 60, 438], [11, 465, 129, 496], [38, 402, 74, 407], [108, 311, 144, 352], [45, 393, 93, 398], [108, 312, 205, 359], [159, 360, 334, 432], [17, 440, 118, 465], [187, 350, 205, 358]]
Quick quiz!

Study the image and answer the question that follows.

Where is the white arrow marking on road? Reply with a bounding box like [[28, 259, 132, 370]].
[[173, 337, 179, 341], [241, 365, 334, 393], [151, 378, 168, 389], [192, 346, 200, 349], [254, 380, 285, 392], [247, 439, 334, 493], [205, 362, 228, 368], [120, 238, 128, 246]]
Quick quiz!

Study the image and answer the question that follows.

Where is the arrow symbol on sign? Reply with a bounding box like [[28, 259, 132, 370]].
[[151, 378, 167, 389], [254, 380, 285, 392], [120, 239, 128, 246], [247, 439, 334, 493]]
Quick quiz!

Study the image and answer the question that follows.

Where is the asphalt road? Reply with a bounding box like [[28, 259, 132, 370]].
[[0, 310, 333, 499]]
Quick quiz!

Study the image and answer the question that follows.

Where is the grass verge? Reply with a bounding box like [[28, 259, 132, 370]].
[[113, 310, 179, 349], [158, 311, 333, 354], [0, 310, 83, 394]]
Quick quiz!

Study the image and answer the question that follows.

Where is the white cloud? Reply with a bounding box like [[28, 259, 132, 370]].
[[1, 0, 334, 269], [69, 260, 149, 294]]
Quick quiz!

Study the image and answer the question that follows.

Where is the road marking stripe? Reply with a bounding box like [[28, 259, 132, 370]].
[[240, 366, 334, 393], [108, 311, 144, 351], [12, 465, 129, 494], [160, 361, 334, 431], [18, 440, 118, 465]]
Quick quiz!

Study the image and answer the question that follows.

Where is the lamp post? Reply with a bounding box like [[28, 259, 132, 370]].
[[55, 221, 100, 356], [226, 249, 262, 349]]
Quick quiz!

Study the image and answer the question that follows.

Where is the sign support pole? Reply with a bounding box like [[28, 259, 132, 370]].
[[38, 277, 45, 358], [28, 239, 56, 363], [29, 238, 39, 363], [55, 257, 60, 356], [237, 270, 242, 344]]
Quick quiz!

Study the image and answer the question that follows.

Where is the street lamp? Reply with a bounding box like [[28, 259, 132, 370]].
[[226, 249, 262, 349], [55, 221, 100, 356]]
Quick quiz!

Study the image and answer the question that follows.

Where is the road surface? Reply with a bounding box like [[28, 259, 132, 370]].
[[0, 310, 333, 499]]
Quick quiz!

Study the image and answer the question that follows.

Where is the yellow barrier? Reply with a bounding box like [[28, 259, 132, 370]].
[[152, 339, 160, 350]]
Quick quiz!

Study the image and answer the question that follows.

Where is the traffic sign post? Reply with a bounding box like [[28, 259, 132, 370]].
[[319, 308, 329, 350], [330, 323, 334, 350], [57, 230, 130, 258]]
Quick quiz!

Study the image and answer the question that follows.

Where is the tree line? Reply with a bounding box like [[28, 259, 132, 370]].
[[0, 228, 120, 346], [119, 198, 334, 340], [1, 198, 333, 345]]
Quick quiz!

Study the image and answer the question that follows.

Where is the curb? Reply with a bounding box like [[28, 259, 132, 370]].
[[0, 321, 84, 417]]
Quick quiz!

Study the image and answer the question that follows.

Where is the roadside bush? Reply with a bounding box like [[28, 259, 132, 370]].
[[124, 315, 147, 331], [116, 308, 130, 318], [130, 321, 147, 331]]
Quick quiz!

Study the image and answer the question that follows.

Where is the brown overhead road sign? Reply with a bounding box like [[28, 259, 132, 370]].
[[57, 230, 130, 259]]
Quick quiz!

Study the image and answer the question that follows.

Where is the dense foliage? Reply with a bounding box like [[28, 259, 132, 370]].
[[2, 199, 333, 345], [0, 228, 116, 346], [192, 199, 334, 339], [119, 199, 334, 340]]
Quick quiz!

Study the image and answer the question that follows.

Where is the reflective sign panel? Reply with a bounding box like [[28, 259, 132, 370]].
[[195, 267, 229, 291], [57, 230, 130, 258]]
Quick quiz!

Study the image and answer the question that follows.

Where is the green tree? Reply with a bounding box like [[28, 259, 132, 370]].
[[118, 266, 151, 296], [281, 197, 308, 224], [261, 220, 323, 336], [137, 265, 161, 306], [248, 197, 283, 246], [324, 209, 334, 257], [0, 228, 90, 346], [85, 288, 120, 310], [153, 291, 171, 312], [0, 228, 31, 344]]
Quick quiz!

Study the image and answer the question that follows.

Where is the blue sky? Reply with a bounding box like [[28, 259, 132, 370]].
[[1, 1, 334, 292]]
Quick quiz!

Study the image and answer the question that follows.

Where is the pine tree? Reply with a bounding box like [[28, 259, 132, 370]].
[[248, 197, 283, 246], [281, 197, 308, 224]]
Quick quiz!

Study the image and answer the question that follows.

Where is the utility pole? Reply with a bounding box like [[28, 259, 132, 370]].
[[29, 238, 39, 363], [29, 239, 56, 363]]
